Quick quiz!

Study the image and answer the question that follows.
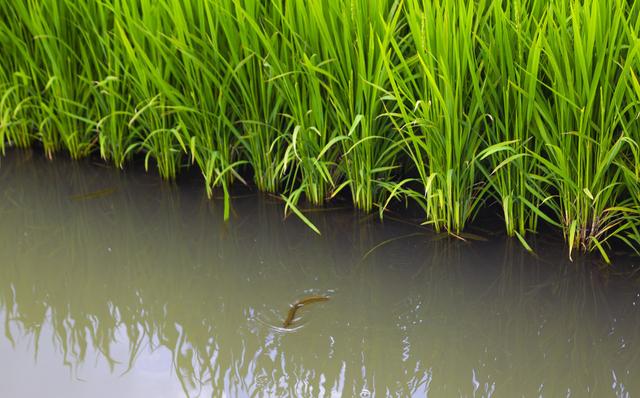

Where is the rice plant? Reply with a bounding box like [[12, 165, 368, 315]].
[[479, 0, 549, 247], [0, 82, 33, 153], [319, 0, 403, 212], [0, 0, 640, 260], [530, 0, 640, 260], [10, 0, 103, 158], [261, 0, 342, 207], [160, 0, 245, 198], [213, 0, 290, 194], [384, 0, 490, 234]]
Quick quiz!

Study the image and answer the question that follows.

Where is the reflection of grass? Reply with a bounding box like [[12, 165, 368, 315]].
[[0, 156, 439, 396], [1, 1, 640, 259], [2, 144, 640, 396], [0, 240, 432, 397], [397, 238, 640, 396], [1, 191, 639, 395]]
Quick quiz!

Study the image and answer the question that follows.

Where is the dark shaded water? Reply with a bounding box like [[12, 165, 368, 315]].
[[0, 150, 639, 397]]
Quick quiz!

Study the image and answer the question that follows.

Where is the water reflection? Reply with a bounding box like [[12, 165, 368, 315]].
[[0, 150, 639, 397]]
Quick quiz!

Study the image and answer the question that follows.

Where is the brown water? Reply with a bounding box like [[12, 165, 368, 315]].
[[0, 150, 639, 397]]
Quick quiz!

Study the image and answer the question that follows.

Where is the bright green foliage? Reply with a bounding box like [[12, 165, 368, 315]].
[[384, 0, 490, 234], [531, 0, 640, 259], [1, 0, 640, 261], [480, 0, 548, 242]]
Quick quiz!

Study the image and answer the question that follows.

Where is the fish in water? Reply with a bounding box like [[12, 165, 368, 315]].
[[70, 187, 117, 201], [283, 295, 330, 328]]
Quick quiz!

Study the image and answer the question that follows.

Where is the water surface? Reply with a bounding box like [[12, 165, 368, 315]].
[[0, 150, 639, 397]]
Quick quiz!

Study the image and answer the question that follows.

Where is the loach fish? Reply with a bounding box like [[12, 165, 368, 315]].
[[283, 295, 330, 328], [70, 187, 117, 201]]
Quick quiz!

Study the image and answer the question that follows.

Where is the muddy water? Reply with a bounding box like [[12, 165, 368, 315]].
[[0, 150, 639, 397]]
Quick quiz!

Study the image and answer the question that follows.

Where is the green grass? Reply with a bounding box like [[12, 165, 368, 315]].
[[479, 0, 548, 245], [384, 0, 490, 234], [1, 0, 640, 262], [530, 0, 640, 260]]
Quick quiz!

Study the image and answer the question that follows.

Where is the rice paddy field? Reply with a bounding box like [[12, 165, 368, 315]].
[[2, 0, 640, 394], [1, 0, 640, 262]]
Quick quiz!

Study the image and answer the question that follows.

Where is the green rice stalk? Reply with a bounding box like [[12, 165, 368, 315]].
[[532, 0, 640, 259], [384, 0, 490, 234]]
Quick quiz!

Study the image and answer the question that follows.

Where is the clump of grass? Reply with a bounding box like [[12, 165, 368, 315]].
[[479, 0, 548, 248], [1, 0, 640, 261], [529, 0, 640, 260], [217, 0, 289, 194], [0, 9, 31, 152], [319, 0, 404, 213], [384, 0, 490, 234], [161, 0, 245, 198], [9, 0, 102, 158], [0, 82, 33, 153], [257, 0, 341, 207]]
